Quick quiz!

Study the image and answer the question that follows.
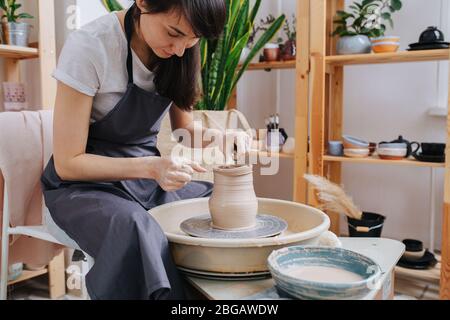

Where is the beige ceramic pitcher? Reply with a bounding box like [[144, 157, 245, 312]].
[[209, 164, 258, 230]]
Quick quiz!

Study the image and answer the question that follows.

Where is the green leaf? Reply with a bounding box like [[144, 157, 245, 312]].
[[381, 12, 391, 20], [101, 0, 123, 12], [390, 0, 402, 11], [249, 0, 261, 25], [17, 13, 33, 19]]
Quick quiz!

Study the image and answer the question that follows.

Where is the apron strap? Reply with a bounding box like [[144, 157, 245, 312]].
[[125, 5, 135, 84]]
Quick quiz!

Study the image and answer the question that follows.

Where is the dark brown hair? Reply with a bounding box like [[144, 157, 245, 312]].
[[134, 0, 226, 110]]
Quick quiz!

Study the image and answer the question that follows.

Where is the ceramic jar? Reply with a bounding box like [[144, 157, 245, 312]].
[[209, 165, 258, 230]]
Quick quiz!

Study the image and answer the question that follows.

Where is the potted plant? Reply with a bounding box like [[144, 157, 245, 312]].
[[242, 14, 283, 64], [0, 0, 34, 47], [332, 0, 402, 55], [280, 14, 297, 61], [198, 0, 285, 111]]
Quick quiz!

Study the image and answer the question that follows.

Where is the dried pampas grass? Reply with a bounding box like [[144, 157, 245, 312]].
[[304, 174, 362, 220]]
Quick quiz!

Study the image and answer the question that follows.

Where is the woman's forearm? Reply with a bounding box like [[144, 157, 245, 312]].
[[55, 153, 159, 182]]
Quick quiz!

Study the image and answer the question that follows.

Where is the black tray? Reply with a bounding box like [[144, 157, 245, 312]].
[[408, 43, 449, 51], [409, 41, 449, 48], [397, 250, 438, 270]]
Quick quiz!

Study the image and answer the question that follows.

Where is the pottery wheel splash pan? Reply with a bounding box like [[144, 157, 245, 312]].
[[180, 214, 288, 239], [149, 198, 330, 275]]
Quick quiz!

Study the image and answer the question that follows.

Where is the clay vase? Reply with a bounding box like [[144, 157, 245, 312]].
[[209, 165, 258, 230]]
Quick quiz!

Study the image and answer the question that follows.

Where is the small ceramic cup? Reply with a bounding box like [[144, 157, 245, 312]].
[[328, 141, 344, 156], [421, 143, 446, 156], [264, 43, 280, 62]]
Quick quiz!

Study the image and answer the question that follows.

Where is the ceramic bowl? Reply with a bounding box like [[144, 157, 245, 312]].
[[344, 148, 370, 158], [372, 42, 400, 53], [377, 148, 407, 157], [268, 246, 382, 300], [371, 36, 400, 44], [402, 239, 426, 260], [378, 143, 408, 149], [343, 135, 370, 149]]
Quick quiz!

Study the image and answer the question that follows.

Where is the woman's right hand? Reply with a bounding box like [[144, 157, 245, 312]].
[[150, 156, 207, 192]]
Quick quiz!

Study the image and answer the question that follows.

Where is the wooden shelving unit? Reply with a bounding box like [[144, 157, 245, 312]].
[[0, 0, 65, 299], [307, 0, 450, 299]]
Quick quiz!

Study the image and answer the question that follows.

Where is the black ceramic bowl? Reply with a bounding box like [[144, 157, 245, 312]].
[[402, 239, 423, 252]]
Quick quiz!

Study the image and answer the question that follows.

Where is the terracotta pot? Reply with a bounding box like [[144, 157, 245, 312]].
[[263, 44, 280, 62], [209, 165, 258, 230]]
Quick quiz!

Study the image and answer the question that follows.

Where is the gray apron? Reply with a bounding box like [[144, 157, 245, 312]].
[[41, 7, 213, 300]]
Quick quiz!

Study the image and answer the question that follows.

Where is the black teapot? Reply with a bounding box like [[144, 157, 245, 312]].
[[419, 26, 445, 43], [379, 135, 420, 157]]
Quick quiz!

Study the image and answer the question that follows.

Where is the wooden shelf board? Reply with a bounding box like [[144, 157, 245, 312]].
[[244, 60, 296, 71], [325, 49, 449, 66], [252, 150, 294, 159], [323, 155, 445, 168], [8, 268, 48, 286], [0, 44, 39, 60]]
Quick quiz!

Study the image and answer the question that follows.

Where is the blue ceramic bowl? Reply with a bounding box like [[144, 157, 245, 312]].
[[343, 135, 370, 148], [267, 246, 381, 300]]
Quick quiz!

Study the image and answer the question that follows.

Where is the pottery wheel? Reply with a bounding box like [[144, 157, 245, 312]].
[[177, 266, 271, 281], [180, 214, 288, 239]]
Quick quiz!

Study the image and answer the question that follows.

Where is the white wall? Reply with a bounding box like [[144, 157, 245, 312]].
[[238, 0, 449, 250]]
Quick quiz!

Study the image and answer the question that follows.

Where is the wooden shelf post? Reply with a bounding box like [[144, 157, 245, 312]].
[[293, 0, 311, 204], [38, 0, 57, 109], [308, 0, 341, 234], [441, 50, 450, 300]]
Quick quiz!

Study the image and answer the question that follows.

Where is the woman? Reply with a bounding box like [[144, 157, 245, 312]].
[[41, 0, 244, 300]]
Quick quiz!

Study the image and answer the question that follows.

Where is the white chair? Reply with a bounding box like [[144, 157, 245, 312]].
[[1, 179, 94, 300], [0, 109, 95, 301]]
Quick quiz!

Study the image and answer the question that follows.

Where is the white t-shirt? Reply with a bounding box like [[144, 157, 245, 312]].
[[53, 12, 158, 123]]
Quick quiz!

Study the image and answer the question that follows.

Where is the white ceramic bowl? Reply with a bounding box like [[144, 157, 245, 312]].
[[377, 148, 407, 157], [378, 143, 408, 149], [402, 250, 426, 260], [344, 148, 370, 158]]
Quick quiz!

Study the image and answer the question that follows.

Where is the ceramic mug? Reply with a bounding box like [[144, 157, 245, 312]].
[[328, 141, 344, 156], [420, 143, 446, 156], [264, 43, 280, 62]]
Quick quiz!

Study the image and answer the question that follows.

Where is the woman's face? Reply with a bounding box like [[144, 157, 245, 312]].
[[136, 1, 200, 59]]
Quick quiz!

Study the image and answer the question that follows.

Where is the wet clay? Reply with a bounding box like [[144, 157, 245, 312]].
[[286, 266, 363, 283], [209, 165, 258, 230]]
